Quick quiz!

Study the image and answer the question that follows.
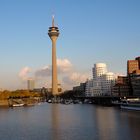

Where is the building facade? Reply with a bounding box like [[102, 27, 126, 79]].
[[130, 70, 140, 96], [92, 63, 107, 79], [86, 63, 115, 96], [127, 57, 140, 95], [85, 79, 93, 96], [112, 76, 130, 96], [127, 60, 139, 75], [27, 78, 35, 91], [73, 82, 86, 96], [113, 83, 130, 96], [102, 72, 115, 95]]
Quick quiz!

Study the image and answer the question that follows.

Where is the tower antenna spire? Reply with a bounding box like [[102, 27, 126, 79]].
[[52, 15, 55, 27]]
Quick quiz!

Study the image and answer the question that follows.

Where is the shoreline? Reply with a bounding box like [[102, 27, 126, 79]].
[[0, 98, 42, 107]]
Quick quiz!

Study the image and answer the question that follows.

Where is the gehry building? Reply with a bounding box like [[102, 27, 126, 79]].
[[85, 63, 116, 96]]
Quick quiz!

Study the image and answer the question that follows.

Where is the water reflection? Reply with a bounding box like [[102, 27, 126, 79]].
[[125, 111, 140, 140], [93, 107, 140, 140], [51, 104, 60, 140], [94, 107, 117, 140], [0, 104, 140, 140]]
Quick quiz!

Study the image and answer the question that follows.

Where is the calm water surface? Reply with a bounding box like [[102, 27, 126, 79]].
[[0, 103, 140, 140]]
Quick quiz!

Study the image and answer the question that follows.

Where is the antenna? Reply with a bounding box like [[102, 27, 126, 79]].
[[52, 15, 55, 27]]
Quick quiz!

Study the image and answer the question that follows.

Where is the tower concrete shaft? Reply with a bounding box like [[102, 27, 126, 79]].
[[48, 16, 59, 95], [52, 37, 58, 95]]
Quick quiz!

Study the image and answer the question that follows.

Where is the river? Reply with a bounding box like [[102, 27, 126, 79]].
[[0, 103, 140, 140]]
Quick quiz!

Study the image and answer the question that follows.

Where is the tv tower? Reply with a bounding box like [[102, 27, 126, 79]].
[[48, 16, 60, 95]]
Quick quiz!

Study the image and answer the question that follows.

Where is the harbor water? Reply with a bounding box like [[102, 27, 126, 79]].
[[0, 103, 140, 140]]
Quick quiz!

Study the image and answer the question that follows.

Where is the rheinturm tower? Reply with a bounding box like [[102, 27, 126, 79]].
[[48, 16, 59, 95]]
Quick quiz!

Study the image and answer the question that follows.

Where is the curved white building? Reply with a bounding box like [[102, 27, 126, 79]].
[[86, 63, 115, 96], [102, 72, 115, 95], [92, 63, 107, 79]]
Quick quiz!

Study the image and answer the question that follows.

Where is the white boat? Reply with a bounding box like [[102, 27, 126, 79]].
[[120, 98, 140, 111], [48, 99, 52, 103], [12, 104, 24, 107]]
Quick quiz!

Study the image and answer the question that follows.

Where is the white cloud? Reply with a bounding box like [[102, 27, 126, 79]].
[[19, 67, 31, 81], [35, 65, 52, 77], [57, 59, 72, 73], [35, 58, 72, 77], [62, 72, 88, 89], [19, 59, 88, 90]]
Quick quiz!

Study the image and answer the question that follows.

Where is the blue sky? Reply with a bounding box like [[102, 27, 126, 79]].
[[0, 0, 140, 90]]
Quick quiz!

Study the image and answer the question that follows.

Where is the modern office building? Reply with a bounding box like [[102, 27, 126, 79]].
[[127, 57, 140, 95], [127, 57, 140, 76], [73, 82, 86, 96], [73, 82, 86, 92], [112, 76, 130, 96], [113, 83, 130, 96], [130, 70, 140, 96], [135, 57, 140, 69], [117, 76, 129, 84], [127, 60, 139, 75], [27, 78, 35, 91]]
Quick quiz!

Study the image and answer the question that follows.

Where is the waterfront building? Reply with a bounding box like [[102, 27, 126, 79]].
[[117, 76, 129, 84], [112, 76, 130, 96], [73, 82, 86, 92], [48, 16, 60, 95], [135, 56, 140, 69], [93, 63, 115, 96], [92, 63, 108, 96], [27, 78, 35, 91], [102, 72, 115, 95], [73, 82, 86, 96], [127, 57, 140, 95], [113, 83, 130, 96], [127, 57, 140, 76], [85, 79, 93, 96], [86, 63, 115, 96], [127, 60, 139, 75], [130, 70, 140, 96], [113, 57, 140, 96], [92, 63, 107, 79], [91, 81, 102, 96]]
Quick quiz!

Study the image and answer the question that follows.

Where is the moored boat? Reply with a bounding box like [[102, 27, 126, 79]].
[[120, 98, 140, 111], [12, 104, 24, 107]]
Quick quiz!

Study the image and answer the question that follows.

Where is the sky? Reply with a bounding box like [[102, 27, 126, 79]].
[[0, 0, 140, 90]]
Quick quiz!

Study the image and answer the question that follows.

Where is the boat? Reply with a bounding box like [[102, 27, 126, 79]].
[[48, 99, 52, 103], [120, 98, 140, 111], [12, 104, 24, 107], [64, 100, 72, 105]]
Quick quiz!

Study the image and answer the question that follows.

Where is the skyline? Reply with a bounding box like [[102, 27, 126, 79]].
[[0, 0, 140, 90]]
